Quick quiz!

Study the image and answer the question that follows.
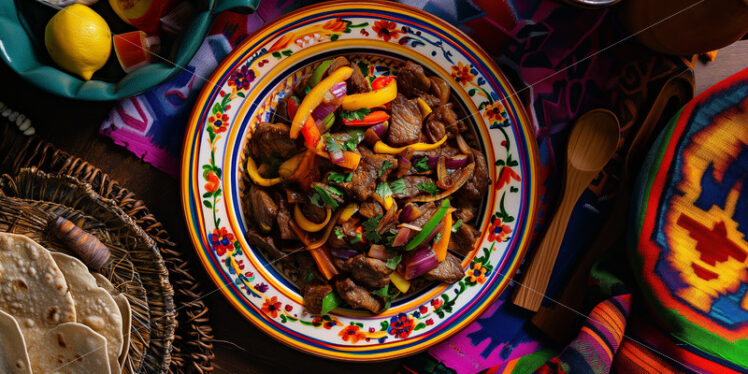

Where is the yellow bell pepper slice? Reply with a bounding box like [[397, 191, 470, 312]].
[[294, 204, 331, 232], [246, 157, 282, 186], [416, 97, 432, 117], [291, 66, 353, 139], [389, 272, 411, 293], [433, 210, 453, 262], [337, 203, 359, 224], [373, 136, 448, 154], [278, 152, 305, 178], [372, 192, 395, 211], [341, 80, 397, 111]]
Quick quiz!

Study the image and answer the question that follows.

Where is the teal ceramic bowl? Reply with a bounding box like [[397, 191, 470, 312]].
[[0, 0, 259, 100]]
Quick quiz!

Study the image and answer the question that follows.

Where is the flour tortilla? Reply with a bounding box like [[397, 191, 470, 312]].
[[51, 253, 123, 374], [27, 322, 112, 374], [0, 310, 31, 374], [92, 272, 132, 367], [0, 234, 76, 345]]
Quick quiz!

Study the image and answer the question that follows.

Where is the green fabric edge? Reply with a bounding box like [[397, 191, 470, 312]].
[[511, 348, 557, 374]]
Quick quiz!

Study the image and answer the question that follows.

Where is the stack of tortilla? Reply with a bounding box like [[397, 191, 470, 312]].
[[0, 233, 131, 374]]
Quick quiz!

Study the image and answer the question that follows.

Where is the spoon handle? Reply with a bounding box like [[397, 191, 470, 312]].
[[512, 168, 598, 311]]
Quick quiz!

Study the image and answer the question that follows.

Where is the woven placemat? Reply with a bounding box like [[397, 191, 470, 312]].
[[0, 113, 215, 373]]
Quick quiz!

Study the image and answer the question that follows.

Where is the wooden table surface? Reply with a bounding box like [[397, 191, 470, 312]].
[[0, 35, 745, 373]]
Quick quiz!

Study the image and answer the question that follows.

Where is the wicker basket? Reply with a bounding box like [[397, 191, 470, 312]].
[[0, 119, 215, 373]]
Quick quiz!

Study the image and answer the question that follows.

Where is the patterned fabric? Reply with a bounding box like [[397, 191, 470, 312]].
[[628, 66, 748, 371], [533, 295, 631, 374]]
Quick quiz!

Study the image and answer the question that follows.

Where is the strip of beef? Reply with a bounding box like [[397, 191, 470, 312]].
[[340, 147, 396, 200], [274, 96, 289, 122], [334, 277, 384, 313], [392, 176, 432, 199], [387, 94, 423, 147], [349, 64, 371, 94], [421, 94, 441, 108], [449, 223, 481, 256], [301, 200, 328, 223], [376, 202, 399, 235], [245, 227, 284, 260], [424, 104, 465, 142], [343, 254, 392, 289], [359, 200, 383, 218], [249, 122, 298, 159], [461, 148, 490, 200], [397, 61, 431, 98], [326, 56, 349, 76], [410, 202, 436, 228], [244, 185, 277, 232], [293, 73, 311, 97], [430, 76, 450, 105], [453, 196, 477, 223], [303, 285, 333, 314], [285, 188, 304, 204], [424, 253, 464, 283], [296, 252, 323, 285], [273, 192, 296, 240]]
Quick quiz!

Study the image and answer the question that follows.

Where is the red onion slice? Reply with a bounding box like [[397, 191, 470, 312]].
[[445, 154, 469, 169], [404, 246, 439, 280], [330, 247, 359, 259], [391, 227, 412, 247]]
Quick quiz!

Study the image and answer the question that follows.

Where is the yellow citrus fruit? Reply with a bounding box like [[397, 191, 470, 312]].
[[45, 4, 112, 81]]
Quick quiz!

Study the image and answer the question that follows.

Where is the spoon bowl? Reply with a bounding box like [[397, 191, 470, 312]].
[[567, 110, 621, 171]]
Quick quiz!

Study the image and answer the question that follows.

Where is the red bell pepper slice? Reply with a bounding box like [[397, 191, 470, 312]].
[[301, 116, 321, 148], [343, 110, 390, 126], [371, 76, 395, 90], [287, 95, 300, 120]]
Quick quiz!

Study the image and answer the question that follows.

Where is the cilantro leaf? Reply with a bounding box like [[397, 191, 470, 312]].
[[304, 271, 315, 283], [379, 160, 393, 176], [343, 130, 365, 151], [372, 284, 389, 298], [328, 185, 344, 197], [390, 178, 406, 195], [321, 291, 342, 314], [385, 255, 402, 270], [323, 134, 343, 154], [312, 185, 339, 209], [362, 214, 382, 242], [328, 172, 352, 184], [452, 219, 463, 233], [372, 284, 398, 310], [375, 182, 392, 200], [340, 108, 371, 121], [334, 228, 345, 240], [414, 157, 430, 172], [417, 181, 439, 196], [433, 232, 442, 244], [310, 192, 325, 208]]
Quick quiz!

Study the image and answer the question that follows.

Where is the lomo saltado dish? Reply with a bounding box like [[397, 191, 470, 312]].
[[242, 56, 489, 315]]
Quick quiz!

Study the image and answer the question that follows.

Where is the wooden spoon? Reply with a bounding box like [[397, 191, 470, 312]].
[[530, 72, 694, 342], [512, 109, 620, 312]]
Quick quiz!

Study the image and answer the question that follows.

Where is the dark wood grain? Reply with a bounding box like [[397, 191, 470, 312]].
[[0, 41, 743, 373]]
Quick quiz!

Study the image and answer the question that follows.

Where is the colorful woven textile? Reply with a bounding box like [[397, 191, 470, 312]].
[[627, 66, 748, 372]]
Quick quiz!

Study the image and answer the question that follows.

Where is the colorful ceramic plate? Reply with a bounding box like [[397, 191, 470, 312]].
[[181, 0, 538, 361]]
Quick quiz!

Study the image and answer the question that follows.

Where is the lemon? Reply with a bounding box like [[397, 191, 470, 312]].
[[45, 4, 112, 81]]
